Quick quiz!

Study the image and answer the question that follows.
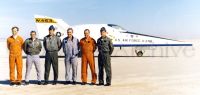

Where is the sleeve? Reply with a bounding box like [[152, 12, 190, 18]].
[[93, 38, 97, 52], [77, 39, 80, 51], [43, 37, 47, 51], [57, 37, 62, 51], [21, 37, 24, 49], [79, 39, 82, 52], [79, 39, 83, 47], [23, 39, 28, 54], [97, 39, 100, 47], [38, 40, 42, 51], [62, 39, 66, 53], [77, 39, 82, 57], [96, 39, 100, 51], [109, 39, 114, 55]]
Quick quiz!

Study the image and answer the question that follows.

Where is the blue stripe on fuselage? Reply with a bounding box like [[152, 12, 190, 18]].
[[113, 44, 192, 47]]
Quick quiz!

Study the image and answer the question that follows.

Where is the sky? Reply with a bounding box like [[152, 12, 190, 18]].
[[0, 0, 200, 40]]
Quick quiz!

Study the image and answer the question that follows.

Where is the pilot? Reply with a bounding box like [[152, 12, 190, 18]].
[[7, 26, 24, 86], [79, 29, 97, 85], [23, 31, 42, 85], [43, 25, 62, 85], [62, 28, 80, 85], [97, 27, 114, 86]]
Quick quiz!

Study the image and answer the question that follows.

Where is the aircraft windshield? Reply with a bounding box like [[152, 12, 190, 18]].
[[107, 24, 126, 30]]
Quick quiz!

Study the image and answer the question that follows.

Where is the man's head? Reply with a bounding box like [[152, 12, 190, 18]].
[[11, 26, 19, 36], [49, 25, 55, 36], [67, 28, 73, 38], [30, 31, 36, 39], [84, 29, 90, 38], [100, 27, 107, 37]]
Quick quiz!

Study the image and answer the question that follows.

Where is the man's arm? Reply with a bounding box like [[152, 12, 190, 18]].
[[21, 38, 24, 49], [62, 39, 66, 53], [109, 39, 114, 55], [43, 37, 47, 51], [38, 40, 42, 51], [93, 38, 97, 52], [77, 39, 80, 51], [57, 37, 62, 51], [23, 39, 28, 54]]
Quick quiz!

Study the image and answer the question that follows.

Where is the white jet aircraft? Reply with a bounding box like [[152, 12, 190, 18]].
[[34, 15, 192, 57]]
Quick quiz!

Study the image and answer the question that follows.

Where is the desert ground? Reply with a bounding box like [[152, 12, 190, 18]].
[[0, 40, 199, 95]]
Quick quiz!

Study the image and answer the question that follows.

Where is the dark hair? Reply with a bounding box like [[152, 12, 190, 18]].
[[49, 25, 55, 30], [11, 26, 19, 31], [100, 27, 106, 32], [30, 30, 36, 34], [67, 28, 73, 32], [84, 29, 90, 33]]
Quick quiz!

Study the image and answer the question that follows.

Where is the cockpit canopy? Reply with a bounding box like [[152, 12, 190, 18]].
[[107, 24, 126, 31]]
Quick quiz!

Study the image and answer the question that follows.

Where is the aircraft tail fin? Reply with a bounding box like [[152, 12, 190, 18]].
[[34, 15, 70, 39]]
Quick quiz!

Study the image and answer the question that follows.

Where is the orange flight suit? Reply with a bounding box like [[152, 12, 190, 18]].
[[80, 37, 97, 83], [7, 36, 24, 83]]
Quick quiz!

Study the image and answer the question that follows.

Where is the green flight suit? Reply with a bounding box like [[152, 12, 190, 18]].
[[97, 36, 114, 84]]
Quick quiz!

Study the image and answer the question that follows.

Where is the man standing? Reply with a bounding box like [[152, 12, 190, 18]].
[[23, 31, 42, 85], [7, 26, 24, 86], [62, 28, 79, 85], [43, 25, 62, 85], [80, 29, 97, 85], [97, 27, 114, 86]]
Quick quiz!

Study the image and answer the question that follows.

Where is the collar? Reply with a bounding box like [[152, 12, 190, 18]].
[[12, 35, 18, 39], [84, 36, 91, 40], [31, 38, 37, 41], [48, 34, 55, 38], [101, 36, 107, 39], [66, 36, 74, 41]]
